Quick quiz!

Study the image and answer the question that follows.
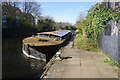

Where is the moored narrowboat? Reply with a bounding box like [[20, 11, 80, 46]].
[[22, 30, 71, 61]]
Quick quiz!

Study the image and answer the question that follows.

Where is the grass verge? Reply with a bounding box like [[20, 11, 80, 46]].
[[76, 33, 119, 73], [77, 33, 98, 52], [98, 50, 119, 72]]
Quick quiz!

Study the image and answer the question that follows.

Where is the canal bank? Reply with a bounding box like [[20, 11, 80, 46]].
[[41, 35, 118, 79], [2, 33, 73, 79]]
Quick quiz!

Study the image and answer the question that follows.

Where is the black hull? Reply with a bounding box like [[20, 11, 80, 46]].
[[31, 44, 61, 62], [23, 33, 72, 62]]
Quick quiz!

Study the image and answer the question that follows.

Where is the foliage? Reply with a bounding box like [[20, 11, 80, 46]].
[[37, 19, 75, 32], [54, 22, 75, 30], [103, 57, 119, 67], [2, 4, 38, 37], [2, 3, 75, 37], [37, 18, 55, 32], [85, 4, 119, 40], [76, 3, 120, 49], [99, 50, 119, 71], [76, 20, 86, 36], [77, 33, 98, 52], [21, 2, 41, 18]]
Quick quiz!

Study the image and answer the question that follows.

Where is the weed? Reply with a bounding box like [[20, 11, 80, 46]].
[[103, 57, 119, 67], [77, 33, 98, 52]]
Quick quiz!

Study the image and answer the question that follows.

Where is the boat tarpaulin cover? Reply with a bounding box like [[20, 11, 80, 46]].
[[37, 30, 71, 37]]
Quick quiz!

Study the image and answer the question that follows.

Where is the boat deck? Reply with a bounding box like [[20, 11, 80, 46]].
[[23, 36, 64, 46], [23, 30, 71, 46]]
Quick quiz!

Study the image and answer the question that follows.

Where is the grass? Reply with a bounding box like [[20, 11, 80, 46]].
[[98, 50, 119, 73], [77, 33, 98, 52], [103, 56, 119, 73], [103, 57, 119, 67], [98, 50, 119, 67]]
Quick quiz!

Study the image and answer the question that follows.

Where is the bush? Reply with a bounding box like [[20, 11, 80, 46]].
[[77, 33, 98, 52], [76, 3, 120, 50]]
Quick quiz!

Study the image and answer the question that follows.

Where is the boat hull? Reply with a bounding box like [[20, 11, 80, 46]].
[[22, 32, 72, 62], [22, 42, 62, 62], [22, 47, 46, 61]]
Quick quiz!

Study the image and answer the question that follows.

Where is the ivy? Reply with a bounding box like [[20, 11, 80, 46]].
[[76, 3, 120, 49]]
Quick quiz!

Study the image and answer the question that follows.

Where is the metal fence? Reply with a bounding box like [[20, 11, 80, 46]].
[[98, 20, 120, 65]]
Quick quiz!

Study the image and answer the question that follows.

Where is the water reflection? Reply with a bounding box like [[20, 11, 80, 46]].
[[23, 55, 46, 70], [2, 34, 73, 79]]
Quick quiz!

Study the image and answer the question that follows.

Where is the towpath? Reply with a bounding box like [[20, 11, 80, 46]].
[[42, 35, 118, 79]]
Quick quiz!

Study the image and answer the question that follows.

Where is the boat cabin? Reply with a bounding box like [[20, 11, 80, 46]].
[[23, 30, 71, 46]]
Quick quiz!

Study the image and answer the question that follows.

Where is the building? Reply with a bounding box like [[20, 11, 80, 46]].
[[101, 0, 120, 12]]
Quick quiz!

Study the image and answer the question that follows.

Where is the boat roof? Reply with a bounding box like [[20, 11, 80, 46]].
[[37, 30, 71, 37], [23, 36, 63, 46]]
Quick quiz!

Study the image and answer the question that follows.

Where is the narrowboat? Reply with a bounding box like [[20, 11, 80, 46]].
[[22, 30, 71, 61]]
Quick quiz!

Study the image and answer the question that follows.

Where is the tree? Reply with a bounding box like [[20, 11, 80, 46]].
[[77, 11, 87, 21], [2, 1, 21, 8], [21, 1, 41, 18], [37, 17, 55, 32], [54, 22, 74, 30], [75, 11, 87, 36]]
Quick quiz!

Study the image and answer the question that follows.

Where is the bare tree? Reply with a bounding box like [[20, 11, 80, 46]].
[[11, 2, 20, 7], [21, 0, 41, 18], [2, 0, 20, 8], [77, 11, 87, 21]]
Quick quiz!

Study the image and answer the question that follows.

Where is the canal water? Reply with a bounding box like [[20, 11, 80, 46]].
[[2, 34, 74, 80], [2, 37, 46, 79]]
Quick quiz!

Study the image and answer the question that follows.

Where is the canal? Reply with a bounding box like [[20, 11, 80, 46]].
[[2, 33, 74, 80], [2, 37, 46, 80]]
